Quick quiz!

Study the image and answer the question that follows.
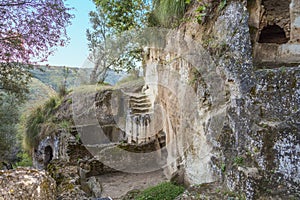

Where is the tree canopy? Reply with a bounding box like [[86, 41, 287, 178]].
[[86, 1, 148, 83], [0, 0, 73, 97], [92, 0, 150, 33]]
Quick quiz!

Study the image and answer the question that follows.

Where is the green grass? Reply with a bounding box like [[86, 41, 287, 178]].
[[15, 151, 33, 167], [233, 156, 244, 166], [135, 182, 185, 200], [23, 96, 62, 152], [150, 0, 187, 28]]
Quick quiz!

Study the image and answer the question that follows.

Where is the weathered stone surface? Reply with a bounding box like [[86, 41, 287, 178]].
[[47, 160, 89, 200], [142, 1, 300, 199], [0, 168, 56, 200]]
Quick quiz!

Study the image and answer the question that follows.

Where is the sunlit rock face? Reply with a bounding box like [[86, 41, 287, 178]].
[[144, 1, 299, 198], [144, 1, 253, 185], [0, 168, 56, 200]]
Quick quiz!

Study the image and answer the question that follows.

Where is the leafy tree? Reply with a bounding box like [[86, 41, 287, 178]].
[[92, 0, 150, 33], [86, 6, 143, 84], [0, 94, 20, 162], [0, 0, 73, 98]]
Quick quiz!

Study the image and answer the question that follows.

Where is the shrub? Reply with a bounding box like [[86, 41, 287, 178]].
[[23, 96, 61, 152], [149, 0, 188, 28], [136, 182, 185, 200], [15, 151, 32, 167], [24, 107, 44, 151], [234, 156, 244, 166]]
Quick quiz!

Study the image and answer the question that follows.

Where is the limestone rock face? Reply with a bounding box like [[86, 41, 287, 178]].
[[143, 1, 300, 199], [0, 168, 56, 200]]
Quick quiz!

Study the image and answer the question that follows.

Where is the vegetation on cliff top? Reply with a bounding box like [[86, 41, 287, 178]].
[[22, 95, 62, 153]]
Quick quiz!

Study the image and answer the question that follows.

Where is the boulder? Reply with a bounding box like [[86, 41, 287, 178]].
[[0, 168, 56, 200]]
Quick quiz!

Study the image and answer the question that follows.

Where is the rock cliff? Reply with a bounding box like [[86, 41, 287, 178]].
[[142, 0, 299, 199], [30, 0, 299, 199]]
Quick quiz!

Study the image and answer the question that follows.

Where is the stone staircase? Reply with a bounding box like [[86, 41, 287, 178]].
[[125, 92, 155, 144]]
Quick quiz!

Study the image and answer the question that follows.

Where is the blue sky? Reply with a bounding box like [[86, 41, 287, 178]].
[[42, 0, 96, 67]]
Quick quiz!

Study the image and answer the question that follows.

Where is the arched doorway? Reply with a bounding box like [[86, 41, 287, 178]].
[[258, 25, 289, 44], [44, 146, 53, 167]]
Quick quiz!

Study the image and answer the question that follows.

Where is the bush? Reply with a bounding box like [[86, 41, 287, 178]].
[[149, 0, 188, 28], [136, 182, 185, 200], [15, 151, 32, 167], [23, 96, 61, 152]]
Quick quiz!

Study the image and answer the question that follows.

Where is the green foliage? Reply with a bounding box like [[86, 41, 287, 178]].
[[218, 0, 227, 11], [0, 63, 32, 100], [93, 0, 150, 33], [75, 134, 81, 143], [15, 151, 32, 167], [86, 5, 143, 84], [233, 156, 244, 166], [221, 163, 226, 172], [58, 83, 68, 98], [195, 4, 207, 24], [135, 182, 185, 200], [150, 0, 187, 28], [23, 96, 61, 152], [0, 93, 20, 161], [59, 120, 72, 132], [24, 107, 44, 151]]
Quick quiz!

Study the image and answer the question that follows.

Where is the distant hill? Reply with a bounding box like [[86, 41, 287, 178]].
[[30, 65, 126, 92], [21, 78, 57, 113]]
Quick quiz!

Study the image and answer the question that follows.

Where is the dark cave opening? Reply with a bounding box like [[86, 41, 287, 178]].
[[44, 146, 53, 167], [258, 25, 289, 44]]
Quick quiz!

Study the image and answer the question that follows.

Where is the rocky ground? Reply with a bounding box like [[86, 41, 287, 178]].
[[98, 170, 167, 199], [0, 167, 168, 200]]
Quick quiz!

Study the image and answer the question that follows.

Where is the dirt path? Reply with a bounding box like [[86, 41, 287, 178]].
[[97, 170, 168, 199]]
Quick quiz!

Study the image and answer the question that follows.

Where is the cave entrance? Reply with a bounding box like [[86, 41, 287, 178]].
[[44, 146, 53, 167], [258, 25, 289, 44]]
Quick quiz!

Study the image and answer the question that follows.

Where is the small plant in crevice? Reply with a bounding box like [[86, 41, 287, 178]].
[[189, 67, 201, 87], [59, 120, 71, 132], [221, 163, 226, 172], [218, 0, 227, 11], [75, 133, 81, 143], [233, 156, 244, 166], [253, 146, 260, 153], [280, 66, 287, 74], [195, 4, 207, 24]]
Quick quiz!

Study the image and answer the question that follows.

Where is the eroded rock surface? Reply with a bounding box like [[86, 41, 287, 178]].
[[0, 168, 56, 200]]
